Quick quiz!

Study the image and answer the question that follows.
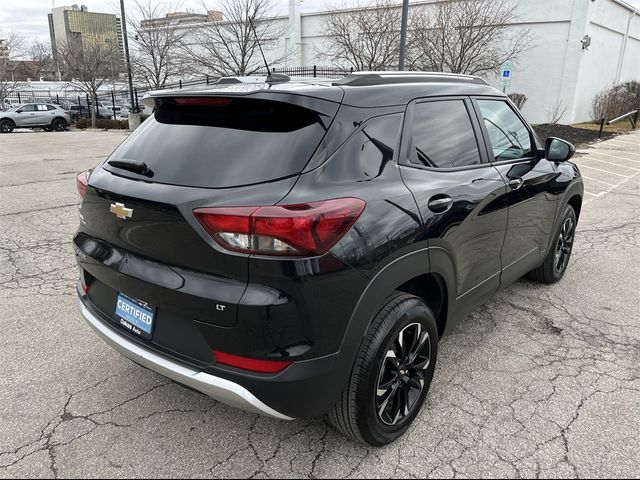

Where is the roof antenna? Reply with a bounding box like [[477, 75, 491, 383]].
[[248, 18, 289, 84]]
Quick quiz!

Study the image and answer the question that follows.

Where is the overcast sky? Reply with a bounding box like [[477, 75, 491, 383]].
[[0, 0, 332, 44], [2, 0, 640, 46]]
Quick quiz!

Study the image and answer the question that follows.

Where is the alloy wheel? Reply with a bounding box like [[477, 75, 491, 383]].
[[375, 322, 431, 426], [0, 121, 13, 133], [554, 217, 575, 274]]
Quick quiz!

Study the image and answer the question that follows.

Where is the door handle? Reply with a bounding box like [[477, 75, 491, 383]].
[[509, 178, 524, 191], [427, 195, 453, 213]]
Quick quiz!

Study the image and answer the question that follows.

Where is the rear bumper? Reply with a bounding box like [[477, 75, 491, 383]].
[[78, 298, 294, 421]]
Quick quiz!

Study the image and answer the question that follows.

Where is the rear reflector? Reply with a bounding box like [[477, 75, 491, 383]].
[[80, 277, 90, 295], [76, 170, 90, 198], [79, 270, 92, 295], [213, 351, 292, 374], [194, 198, 365, 256]]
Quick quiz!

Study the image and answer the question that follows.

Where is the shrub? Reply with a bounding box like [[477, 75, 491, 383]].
[[591, 81, 640, 122], [75, 114, 150, 130], [547, 100, 567, 125], [75, 118, 129, 130], [508, 93, 528, 110]]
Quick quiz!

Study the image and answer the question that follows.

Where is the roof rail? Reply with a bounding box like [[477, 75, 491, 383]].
[[333, 71, 488, 87]]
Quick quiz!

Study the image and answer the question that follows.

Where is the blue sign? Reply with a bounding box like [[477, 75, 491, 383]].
[[115, 293, 155, 337], [500, 62, 514, 88]]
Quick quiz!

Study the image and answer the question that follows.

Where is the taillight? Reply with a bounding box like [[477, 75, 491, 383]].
[[193, 198, 365, 256], [213, 350, 292, 374], [76, 170, 90, 198]]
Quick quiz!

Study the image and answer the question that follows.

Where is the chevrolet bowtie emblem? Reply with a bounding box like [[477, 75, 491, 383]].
[[110, 202, 133, 220]]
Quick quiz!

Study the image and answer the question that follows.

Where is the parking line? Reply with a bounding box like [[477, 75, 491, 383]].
[[605, 139, 640, 147], [576, 164, 631, 177], [580, 175, 617, 187], [584, 191, 601, 197], [581, 157, 640, 171], [592, 150, 640, 162]]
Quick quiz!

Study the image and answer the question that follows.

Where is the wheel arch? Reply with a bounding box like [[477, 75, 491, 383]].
[[341, 246, 458, 348], [396, 273, 447, 338], [567, 193, 583, 220], [555, 181, 584, 233]]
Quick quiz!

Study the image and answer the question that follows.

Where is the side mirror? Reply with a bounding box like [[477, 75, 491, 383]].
[[545, 137, 575, 162]]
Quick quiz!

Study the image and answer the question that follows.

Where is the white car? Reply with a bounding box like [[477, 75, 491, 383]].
[[0, 103, 71, 133], [95, 101, 122, 118]]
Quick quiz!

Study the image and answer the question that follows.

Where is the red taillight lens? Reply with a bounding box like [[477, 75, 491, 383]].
[[213, 351, 292, 374], [76, 170, 89, 198], [193, 198, 365, 256]]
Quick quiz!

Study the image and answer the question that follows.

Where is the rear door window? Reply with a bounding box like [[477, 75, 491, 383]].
[[105, 97, 336, 188], [409, 100, 482, 169]]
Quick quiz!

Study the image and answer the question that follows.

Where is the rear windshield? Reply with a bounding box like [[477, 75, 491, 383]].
[[104, 97, 333, 188]]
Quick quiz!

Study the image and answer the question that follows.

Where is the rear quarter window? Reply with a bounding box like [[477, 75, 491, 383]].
[[327, 114, 403, 181], [104, 97, 335, 188]]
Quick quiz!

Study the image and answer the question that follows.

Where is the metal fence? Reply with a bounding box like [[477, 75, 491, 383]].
[[3, 66, 352, 121], [4, 89, 141, 121], [259, 66, 353, 78]]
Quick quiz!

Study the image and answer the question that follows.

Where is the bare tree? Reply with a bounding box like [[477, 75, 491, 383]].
[[24, 41, 54, 80], [57, 37, 121, 128], [181, 0, 287, 76], [409, 0, 533, 76], [130, 0, 189, 89], [318, 0, 403, 70], [0, 32, 25, 110]]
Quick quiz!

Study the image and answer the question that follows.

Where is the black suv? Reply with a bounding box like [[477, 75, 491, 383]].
[[75, 72, 583, 446]]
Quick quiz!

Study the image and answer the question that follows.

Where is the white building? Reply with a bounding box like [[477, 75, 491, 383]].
[[175, 0, 640, 124]]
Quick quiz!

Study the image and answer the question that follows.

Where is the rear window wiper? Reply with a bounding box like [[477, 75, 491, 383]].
[[107, 159, 154, 177]]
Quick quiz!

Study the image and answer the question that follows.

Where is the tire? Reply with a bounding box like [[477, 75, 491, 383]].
[[52, 118, 68, 132], [0, 119, 15, 133], [328, 293, 438, 446], [527, 204, 577, 284]]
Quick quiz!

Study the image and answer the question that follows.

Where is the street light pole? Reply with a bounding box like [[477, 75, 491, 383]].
[[398, 0, 410, 70], [119, 0, 136, 113]]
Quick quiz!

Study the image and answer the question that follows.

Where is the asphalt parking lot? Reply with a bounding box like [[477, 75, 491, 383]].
[[1, 129, 639, 478]]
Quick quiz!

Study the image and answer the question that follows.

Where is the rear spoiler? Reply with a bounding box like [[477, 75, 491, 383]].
[[141, 88, 344, 118]]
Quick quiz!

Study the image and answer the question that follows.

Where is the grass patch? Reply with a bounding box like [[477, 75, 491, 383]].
[[572, 121, 636, 134]]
